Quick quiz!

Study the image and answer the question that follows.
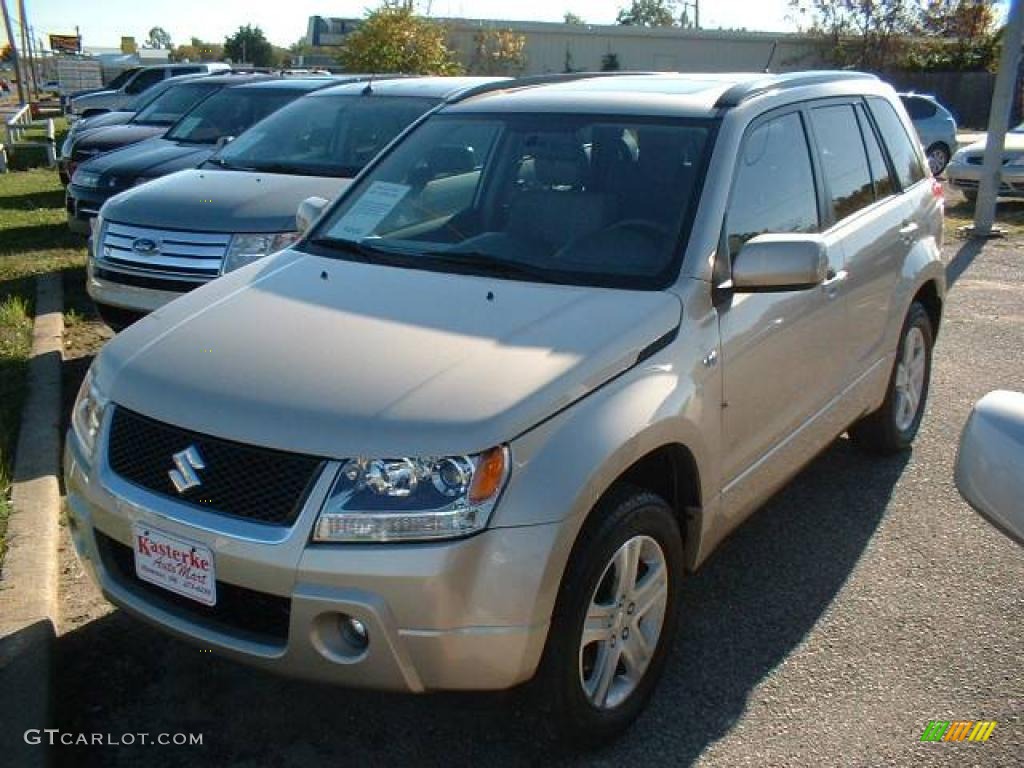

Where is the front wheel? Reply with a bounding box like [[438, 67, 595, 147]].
[[925, 142, 951, 176], [536, 486, 683, 747], [848, 302, 934, 454]]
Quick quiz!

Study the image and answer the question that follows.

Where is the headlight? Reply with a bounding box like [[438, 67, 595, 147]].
[[222, 232, 300, 274], [71, 369, 109, 459], [72, 169, 101, 188], [314, 446, 509, 542]]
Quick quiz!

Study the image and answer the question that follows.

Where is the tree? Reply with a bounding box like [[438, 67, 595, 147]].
[[469, 28, 527, 75], [616, 0, 678, 27], [564, 11, 585, 24], [171, 37, 223, 63], [146, 26, 172, 50], [337, 4, 462, 75], [791, 0, 999, 72], [601, 51, 621, 71], [224, 25, 276, 67]]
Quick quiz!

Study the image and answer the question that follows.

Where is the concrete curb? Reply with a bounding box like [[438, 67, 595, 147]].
[[0, 272, 63, 767]]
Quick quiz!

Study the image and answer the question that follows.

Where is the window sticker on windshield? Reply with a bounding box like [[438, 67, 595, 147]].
[[327, 182, 410, 240]]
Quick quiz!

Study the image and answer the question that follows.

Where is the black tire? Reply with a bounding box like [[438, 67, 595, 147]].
[[963, 190, 978, 204], [535, 484, 684, 748], [848, 302, 933, 455], [94, 302, 144, 333]]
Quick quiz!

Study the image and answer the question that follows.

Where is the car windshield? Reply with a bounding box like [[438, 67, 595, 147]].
[[214, 95, 438, 177], [164, 87, 303, 144], [308, 113, 715, 289], [132, 82, 218, 126]]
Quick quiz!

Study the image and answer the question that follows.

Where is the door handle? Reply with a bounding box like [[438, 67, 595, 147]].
[[823, 269, 847, 298], [898, 221, 919, 240]]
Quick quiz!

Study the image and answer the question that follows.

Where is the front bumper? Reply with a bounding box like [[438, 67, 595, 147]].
[[64, 428, 558, 692], [66, 183, 117, 233], [86, 258, 199, 314], [946, 161, 1024, 197]]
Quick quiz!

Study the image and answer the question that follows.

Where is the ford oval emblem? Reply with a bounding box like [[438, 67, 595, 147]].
[[132, 237, 159, 255]]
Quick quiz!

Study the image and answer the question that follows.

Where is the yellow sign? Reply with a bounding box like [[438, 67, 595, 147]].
[[121, 36, 137, 54]]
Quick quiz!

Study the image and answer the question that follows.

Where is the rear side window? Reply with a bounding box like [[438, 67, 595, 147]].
[[810, 105, 874, 222], [901, 96, 937, 120], [125, 68, 164, 95], [726, 111, 819, 257], [870, 97, 927, 189], [856, 104, 896, 200]]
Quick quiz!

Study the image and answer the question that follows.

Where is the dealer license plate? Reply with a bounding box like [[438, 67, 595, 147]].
[[131, 523, 217, 606]]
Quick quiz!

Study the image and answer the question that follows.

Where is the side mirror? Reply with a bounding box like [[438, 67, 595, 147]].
[[731, 234, 828, 292], [955, 390, 1024, 547], [214, 135, 235, 150], [296, 196, 329, 235]]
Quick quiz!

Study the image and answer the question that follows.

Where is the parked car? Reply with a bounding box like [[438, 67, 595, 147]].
[[956, 391, 1024, 547], [66, 76, 342, 234], [88, 76, 506, 329], [69, 63, 231, 116], [59, 72, 215, 185], [65, 71, 944, 746], [945, 123, 1024, 202], [899, 92, 957, 176]]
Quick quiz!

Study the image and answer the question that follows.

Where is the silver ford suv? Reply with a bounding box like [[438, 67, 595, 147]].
[[65, 71, 945, 745]]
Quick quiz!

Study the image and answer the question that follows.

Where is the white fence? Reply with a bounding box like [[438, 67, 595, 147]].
[[0, 104, 57, 172]]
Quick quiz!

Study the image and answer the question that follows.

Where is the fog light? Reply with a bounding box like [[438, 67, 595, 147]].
[[341, 615, 369, 651]]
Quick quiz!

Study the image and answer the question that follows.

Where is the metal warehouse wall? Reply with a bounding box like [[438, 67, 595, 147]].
[[443, 19, 826, 74]]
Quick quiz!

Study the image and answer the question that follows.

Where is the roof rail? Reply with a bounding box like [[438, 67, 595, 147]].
[[446, 70, 658, 104], [713, 71, 878, 109]]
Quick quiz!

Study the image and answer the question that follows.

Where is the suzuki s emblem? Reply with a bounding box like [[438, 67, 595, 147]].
[[132, 237, 159, 255], [169, 445, 205, 493]]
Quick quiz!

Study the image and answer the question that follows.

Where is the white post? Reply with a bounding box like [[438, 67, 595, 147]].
[[973, 0, 1024, 236], [45, 117, 55, 166]]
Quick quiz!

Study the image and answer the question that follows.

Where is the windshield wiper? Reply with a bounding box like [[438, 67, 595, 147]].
[[306, 237, 398, 264], [418, 251, 558, 282], [206, 156, 255, 172]]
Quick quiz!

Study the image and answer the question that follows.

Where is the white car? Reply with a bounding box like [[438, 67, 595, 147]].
[[70, 63, 230, 116], [945, 124, 1024, 201]]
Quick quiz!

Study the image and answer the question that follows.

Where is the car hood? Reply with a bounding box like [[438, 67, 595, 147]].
[[72, 124, 166, 156], [81, 137, 216, 182], [72, 89, 116, 106], [959, 132, 1024, 157], [104, 169, 349, 233], [76, 111, 135, 132], [95, 251, 682, 458]]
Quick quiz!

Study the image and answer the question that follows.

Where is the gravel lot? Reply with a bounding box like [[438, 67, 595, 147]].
[[46, 235, 1023, 767]]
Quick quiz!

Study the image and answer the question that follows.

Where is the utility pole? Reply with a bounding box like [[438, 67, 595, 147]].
[[17, 0, 36, 98], [681, 0, 700, 29], [972, 0, 1024, 237], [1, 0, 25, 102]]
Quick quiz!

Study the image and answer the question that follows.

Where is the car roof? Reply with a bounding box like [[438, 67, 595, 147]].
[[444, 71, 880, 118], [311, 76, 510, 100], [228, 76, 353, 93], [189, 72, 277, 87]]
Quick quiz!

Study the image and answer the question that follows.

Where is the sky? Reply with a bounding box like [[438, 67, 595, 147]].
[[6, 0, 802, 50]]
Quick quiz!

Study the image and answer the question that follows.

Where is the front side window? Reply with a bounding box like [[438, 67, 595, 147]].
[[308, 113, 714, 289], [132, 83, 217, 126], [165, 88, 305, 144], [870, 97, 927, 189], [810, 104, 875, 222], [216, 95, 438, 177], [726, 111, 818, 257]]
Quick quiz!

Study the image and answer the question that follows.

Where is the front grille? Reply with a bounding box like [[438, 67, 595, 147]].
[[107, 407, 324, 526], [966, 156, 1011, 166], [98, 221, 230, 278], [94, 266, 206, 294], [95, 531, 291, 644]]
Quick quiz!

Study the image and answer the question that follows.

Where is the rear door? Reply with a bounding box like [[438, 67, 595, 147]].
[[805, 100, 908, 380]]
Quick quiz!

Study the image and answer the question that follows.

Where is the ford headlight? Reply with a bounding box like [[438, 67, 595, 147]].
[[314, 447, 509, 542], [71, 369, 109, 459], [72, 169, 101, 188], [222, 232, 300, 274]]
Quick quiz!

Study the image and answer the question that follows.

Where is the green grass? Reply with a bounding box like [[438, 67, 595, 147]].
[[944, 196, 1024, 237], [0, 166, 87, 565]]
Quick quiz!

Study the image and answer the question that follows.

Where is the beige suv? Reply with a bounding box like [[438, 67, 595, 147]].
[[65, 71, 944, 745]]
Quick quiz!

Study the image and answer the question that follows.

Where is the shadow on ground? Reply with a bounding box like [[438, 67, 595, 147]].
[[0, 188, 66, 212], [53, 437, 907, 768]]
